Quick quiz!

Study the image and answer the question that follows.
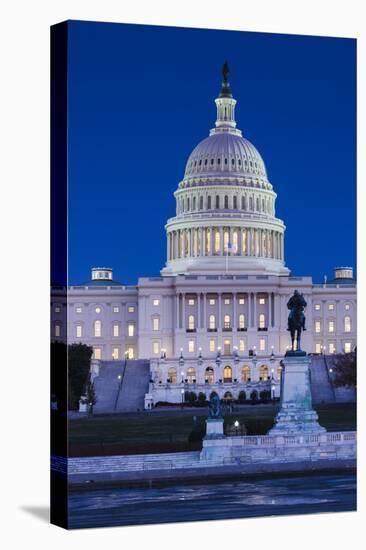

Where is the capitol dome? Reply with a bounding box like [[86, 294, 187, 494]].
[[161, 63, 289, 278]]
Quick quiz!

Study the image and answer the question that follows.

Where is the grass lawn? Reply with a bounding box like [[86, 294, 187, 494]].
[[68, 402, 356, 457]]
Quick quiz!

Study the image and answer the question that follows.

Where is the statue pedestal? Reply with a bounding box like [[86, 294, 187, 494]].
[[269, 353, 326, 435], [205, 418, 224, 439]]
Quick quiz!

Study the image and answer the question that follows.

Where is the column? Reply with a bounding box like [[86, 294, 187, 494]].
[[220, 227, 224, 256], [218, 293, 222, 330], [176, 294, 180, 328], [253, 293, 257, 328], [266, 230, 270, 258], [197, 293, 201, 329], [203, 293, 207, 329], [248, 292, 252, 328], [210, 227, 214, 256], [182, 293, 185, 330], [268, 293, 272, 327], [200, 227, 203, 257], [281, 233, 284, 260], [233, 293, 237, 330]]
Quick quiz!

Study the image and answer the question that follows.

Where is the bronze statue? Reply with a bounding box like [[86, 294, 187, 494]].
[[287, 290, 307, 352], [209, 392, 223, 419], [222, 61, 229, 82]]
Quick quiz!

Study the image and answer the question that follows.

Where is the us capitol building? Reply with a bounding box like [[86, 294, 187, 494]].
[[52, 66, 356, 407]]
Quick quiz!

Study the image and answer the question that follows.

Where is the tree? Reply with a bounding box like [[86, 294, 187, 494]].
[[332, 352, 356, 388], [186, 391, 197, 404], [238, 390, 246, 404], [259, 390, 270, 403], [68, 343, 93, 410], [250, 390, 258, 404], [198, 392, 207, 405]]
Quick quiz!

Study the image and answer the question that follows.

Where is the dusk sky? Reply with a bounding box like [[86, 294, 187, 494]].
[[67, 21, 356, 285]]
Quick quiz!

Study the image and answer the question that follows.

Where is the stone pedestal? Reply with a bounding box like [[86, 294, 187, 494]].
[[205, 418, 224, 439], [269, 353, 325, 435]]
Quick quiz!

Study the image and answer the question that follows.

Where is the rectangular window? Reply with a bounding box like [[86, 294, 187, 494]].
[[112, 347, 120, 360], [54, 306, 61, 313], [328, 320, 334, 333], [259, 314, 266, 329], [152, 341, 160, 355], [315, 342, 321, 354], [259, 297, 266, 305], [152, 317, 160, 331], [127, 347, 135, 359], [239, 297, 245, 305], [188, 340, 195, 353], [153, 299, 160, 306], [314, 321, 321, 333], [314, 304, 321, 311], [113, 323, 119, 337], [344, 342, 352, 353], [113, 306, 120, 313], [223, 339, 231, 355], [329, 342, 336, 354], [128, 323, 135, 337], [239, 339, 245, 352], [328, 304, 334, 311], [345, 304, 350, 310], [93, 347, 101, 360], [259, 338, 266, 351], [209, 339, 216, 352], [55, 322, 61, 337], [209, 298, 216, 305], [188, 298, 195, 306], [224, 298, 231, 305], [128, 306, 135, 313], [76, 307, 82, 313], [76, 324, 82, 338]]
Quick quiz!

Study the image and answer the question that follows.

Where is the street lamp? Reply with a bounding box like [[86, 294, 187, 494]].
[[271, 384, 276, 401], [181, 388, 185, 407], [234, 420, 239, 436], [181, 371, 184, 383]]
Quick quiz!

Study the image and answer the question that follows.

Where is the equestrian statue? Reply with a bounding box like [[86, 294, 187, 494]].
[[287, 290, 307, 352]]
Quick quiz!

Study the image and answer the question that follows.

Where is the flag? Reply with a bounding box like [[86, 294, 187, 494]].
[[225, 241, 237, 254]]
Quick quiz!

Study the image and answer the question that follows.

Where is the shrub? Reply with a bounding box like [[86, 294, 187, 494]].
[[185, 391, 197, 404], [259, 390, 270, 403], [198, 392, 207, 405], [250, 390, 258, 404], [238, 390, 246, 404]]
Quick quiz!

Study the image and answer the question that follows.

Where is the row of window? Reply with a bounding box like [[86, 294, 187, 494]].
[[93, 346, 135, 360], [152, 338, 267, 356], [314, 342, 354, 354], [177, 193, 273, 215], [53, 321, 136, 338], [314, 316, 352, 333], [164, 365, 279, 384], [184, 296, 264, 306], [314, 303, 351, 311]]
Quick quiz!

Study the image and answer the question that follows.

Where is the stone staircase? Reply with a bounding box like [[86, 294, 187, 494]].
[[93, 360, 150, 414], [309, 355, 336, 404]]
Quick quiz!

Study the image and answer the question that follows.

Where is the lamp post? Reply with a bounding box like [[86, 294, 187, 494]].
[[234, 419, 239, 436], [181, 388, 185, 408], [271, 384, 276, 402]]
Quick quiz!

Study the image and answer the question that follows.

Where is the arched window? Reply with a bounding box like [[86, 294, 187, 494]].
[[241, 196, 245, 209], [199, 196, 203, 210], [207, 196, 211, 209], [259, 313, 266, 329], [214, 230, 220, 253], [205, 367, 214, 384], [344, 316, 351, 333], [224, 230, 229, 252], [239, 314, 245, 329], [232, 231, 238, 254], [206, 228, 211, 254], [249, 196, 253, 210], [187, 367, 196, 384], [188, 315, 195, 330], [94, 320, 102, 337], [233, 196, 237, 209], [193, 196, 196, 210], [242, 229, 247, 254], [215, 195, 220, 209], [224, 314, 231, 329], [223, 391, 233, 401], [209, 314, 216, 330], [256, 197, 260, 211], [223, 366, 232, 383], [187, 197, 190, 211], [259, 365, 269, 381], [224, 195, 229, 209], [241, 365, 251, 382], [168, 368, 177, 384]]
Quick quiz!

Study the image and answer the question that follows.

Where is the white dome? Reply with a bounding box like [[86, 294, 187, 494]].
[[184, 132, 267, 180]]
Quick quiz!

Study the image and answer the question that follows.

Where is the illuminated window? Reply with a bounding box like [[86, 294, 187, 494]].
[[209, 315, 216, 329], [93, 347, 101, 360], [314, 320, 321, 333], [224, 297, 231, 305], [112, 347, 120, 360], [152, 317, 160, 331], [188, 298, 195, 305], [127, 347, 134, 359], [259, 314, 266, 328], [214, 230, 220, 253], [113, 323, 119, 337], [152, 341, 160, 355], [54, 305, 61, 313], [239, 314, 245, 329], [277, 366, 282, 380], [113, 306, 119, 313], [315, 343, 321, 354], [209, 339, 216, 352], [241, 365, 250, 382], [328, 304, 334, 311], [95, 307, 101, 314], [153, 299, 160, 306], [259, 297, 266, 305], [128, 323, 135, 337], [188, 340, 195, 353], [328, 320, 334, 333], [188, 315, 195, 330], [76, 324, 82, 338], [76, 307, 82, 313], [259, 364, 269, 380], [329, 342, 336, 354], [314, 304, 321, 311], [205, 367, 214, 384], [54, 322, 61, 337], [224, 314, 231, 329], [344, 316, 351, 333], [187, 367, 196, 383], [344, 342, 352, 353], [259, 338, 266, 352], [345, 304, 350, 310], [223, 339, 231, 355], [168, 368, 177, 383], [128, 306, 135, 313], [209, 298, 216, 305], [94, 320, 101, 337], [239, 339, 246, 352], [223, 365, 232, 382], [239, 297, 245, 305]]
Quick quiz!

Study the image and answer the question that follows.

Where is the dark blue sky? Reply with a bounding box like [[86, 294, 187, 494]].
[[67, 21, 356, 285]]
